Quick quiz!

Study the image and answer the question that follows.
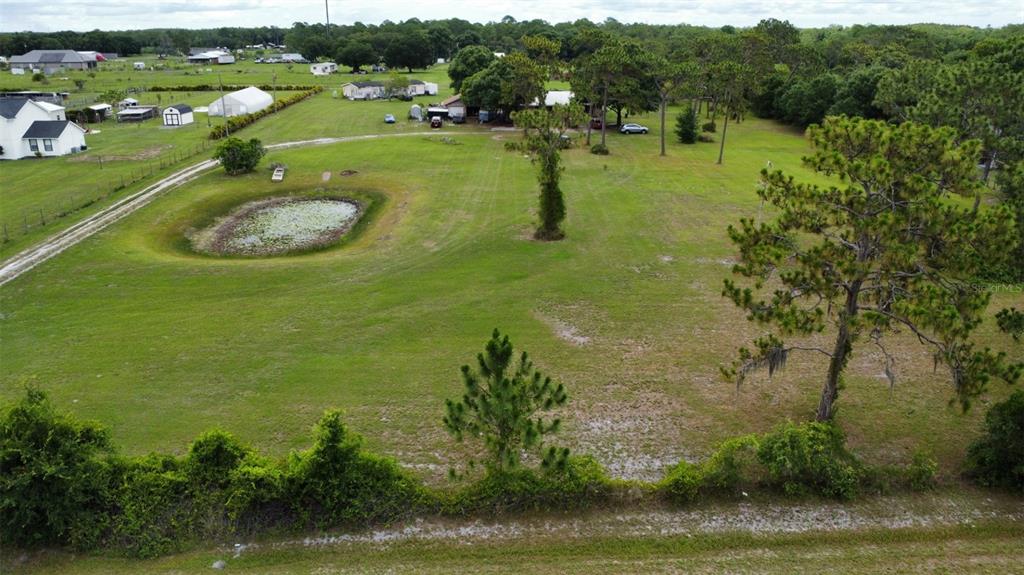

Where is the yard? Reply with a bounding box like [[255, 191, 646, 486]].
[[1, 115, 1019, 483]]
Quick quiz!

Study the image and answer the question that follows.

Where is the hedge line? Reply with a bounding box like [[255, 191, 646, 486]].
[[208, 86, 323, 140], [149, 84, 321, 92], [0, 389, 611, 558], [0, 388, 957, 559]]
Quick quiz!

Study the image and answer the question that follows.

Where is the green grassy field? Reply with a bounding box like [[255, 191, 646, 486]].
[[2, 113, 1020, 482], [0, 60, 454, 258]]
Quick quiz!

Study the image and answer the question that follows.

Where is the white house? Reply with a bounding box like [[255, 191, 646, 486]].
[[0, 97, 86, 160], [187, 50, 236, 65], [207, 86, 273, 117], [407, 80, 439, 96], [10, 50, 97, 73], [310, 62, 338, 76], [133, 61, 146, 70], [163, 104, 194, 126], [341, 81, 386, 100]]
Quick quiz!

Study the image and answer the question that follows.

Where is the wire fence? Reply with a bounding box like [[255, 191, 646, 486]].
[[1, 139, 213, 246]]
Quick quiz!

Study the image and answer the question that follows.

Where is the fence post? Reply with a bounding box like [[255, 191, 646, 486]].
[[3, 223, 8, 243], [39, 208, 45, 226]]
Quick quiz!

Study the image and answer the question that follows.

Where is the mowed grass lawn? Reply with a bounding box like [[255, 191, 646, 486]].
[[1, 116, 1020, 482], [0, 62, 454, 258]]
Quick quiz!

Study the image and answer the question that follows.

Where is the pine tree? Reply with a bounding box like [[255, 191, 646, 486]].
[[722, 117, 1022, 421], [675, 105, 698, 144], [443, 329, 569, 474]]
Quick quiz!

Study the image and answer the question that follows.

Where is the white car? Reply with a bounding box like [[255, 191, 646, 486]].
[[619, 123, 649, 134]]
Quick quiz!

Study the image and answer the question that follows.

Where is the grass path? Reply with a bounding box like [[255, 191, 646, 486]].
[[10, 490, 1023, 574]]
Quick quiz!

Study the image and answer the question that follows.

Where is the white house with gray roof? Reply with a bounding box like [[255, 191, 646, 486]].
[[10, 50, 97, 74], [0, 98, 86, 160]]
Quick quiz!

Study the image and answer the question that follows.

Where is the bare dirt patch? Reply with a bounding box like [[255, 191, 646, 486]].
[[68, 144, 173, 162]]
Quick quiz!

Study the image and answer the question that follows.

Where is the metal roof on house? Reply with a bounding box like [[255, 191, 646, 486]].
[[0, 98, 30, 119], [11, 50, 88, 64], [21, 120, 73, 139], [349, 81, 384, 88], [168, 104, 193, 113], [441, 94, 463, 107]]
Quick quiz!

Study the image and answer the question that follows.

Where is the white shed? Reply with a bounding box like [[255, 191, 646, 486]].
[[310, 62, 338, 76], [207, 86, 273, 117], [133, 62, 146, 70], [407, 80, 439, 96], [163, 104, 194, 126]]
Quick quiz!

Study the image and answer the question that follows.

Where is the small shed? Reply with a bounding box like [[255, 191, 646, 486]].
[[426, 106, 449, 120], [133, 62, 145, 70], [409, 104, 422, 121], [87, 103, 112, 122], [441, 94, 465, 119], [207, 86, 273, 117], [116, 105, 158, 122], [118, 97, 138, 110], [163, 104, 194, 126]]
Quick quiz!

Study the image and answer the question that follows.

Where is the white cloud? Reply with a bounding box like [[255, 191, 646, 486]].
[[0, 0, 1020, 32]]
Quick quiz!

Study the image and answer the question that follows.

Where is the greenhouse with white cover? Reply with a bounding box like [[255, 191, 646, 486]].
[[207, 86, 274, 117]]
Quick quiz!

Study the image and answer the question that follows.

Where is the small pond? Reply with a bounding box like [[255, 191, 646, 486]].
[[192, 197, 361, 256]]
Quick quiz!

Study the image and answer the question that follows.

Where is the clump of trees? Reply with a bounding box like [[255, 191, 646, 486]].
[[213, 137, 266, 175], [723, 117, 1022, 421]]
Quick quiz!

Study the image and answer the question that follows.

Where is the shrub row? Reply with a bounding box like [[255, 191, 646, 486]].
[[149, 84, 320, 92], [659, 421, 937, 503], [10, 388, 1017, 558], [0, 389, 609, 558], [208, 87, 323, 140]]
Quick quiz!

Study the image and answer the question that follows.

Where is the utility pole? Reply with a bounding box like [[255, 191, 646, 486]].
[[325, 0, 330, 31], [218, 73, 230, 137]]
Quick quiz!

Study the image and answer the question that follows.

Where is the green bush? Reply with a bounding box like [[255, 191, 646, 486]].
[[756, 421, 861, 500], [966, 390, 1024, 491], [450, 455, 612, 514], [285, 410, 427, 528], [590, 143, 609, 155], [697, 133, 715, 143], [675, 106, 698, 144], [105, 454, 191, 558], [907, 451, 938, 491], [701, 121, 716, 133], [0, 387, 113, 548], [185, 430, 253, 488], [660, 460, 702, 503], [702, 435, 761, 493]]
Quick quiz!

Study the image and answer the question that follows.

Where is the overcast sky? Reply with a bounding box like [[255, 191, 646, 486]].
[[1, 0, 1020, 32]]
